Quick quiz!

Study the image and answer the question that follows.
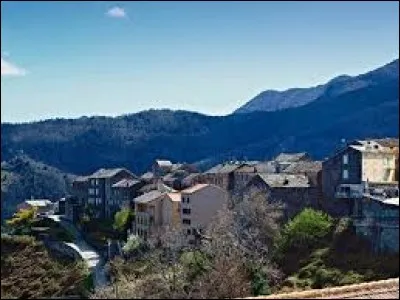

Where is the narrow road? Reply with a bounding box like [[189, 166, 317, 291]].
[[46, 215, 108, 288]]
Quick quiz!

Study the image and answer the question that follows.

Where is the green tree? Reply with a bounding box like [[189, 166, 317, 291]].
[[274, 208, 333, 273], [6, 207, 37, 234], [113, 208, 134, 237]]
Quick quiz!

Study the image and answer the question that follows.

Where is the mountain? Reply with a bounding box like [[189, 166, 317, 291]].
[[1, 155, 75, 220], [234, 59, 399, 114], [1, 59, 398, 179]]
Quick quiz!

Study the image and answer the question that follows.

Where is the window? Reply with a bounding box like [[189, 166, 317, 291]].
[[342, 170, 349, 180], [89, 188, 95, 195], [95, 179, 99, 185], [186, 197, 190, 204], [182, 208, 191, 215], [182, 219, 191, 225], [95, 188, 99, 195], [187, 228, 191, 235], [91, 179, 95, 186], [343, 154, 349, 165]]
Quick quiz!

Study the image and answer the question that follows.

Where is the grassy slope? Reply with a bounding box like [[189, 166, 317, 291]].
[[1, 234, 90, 299]]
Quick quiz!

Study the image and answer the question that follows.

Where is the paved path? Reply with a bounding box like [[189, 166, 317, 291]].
[[46, 215, 108, 288]]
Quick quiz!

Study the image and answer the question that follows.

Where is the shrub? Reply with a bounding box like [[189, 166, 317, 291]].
[[113, 208, 134, 239], [275, 208, 333, 256]]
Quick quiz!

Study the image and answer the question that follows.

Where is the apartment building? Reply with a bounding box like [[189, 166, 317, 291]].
[[134, 190, 181, 240], [85, 168, 137, 219], [180, 184, 229, 244]]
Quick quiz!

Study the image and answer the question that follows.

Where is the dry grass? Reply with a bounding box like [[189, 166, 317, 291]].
[[245, 277, 399, 299]]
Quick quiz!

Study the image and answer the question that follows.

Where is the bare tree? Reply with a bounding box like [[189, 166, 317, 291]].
[[92, 192, 284, 299]]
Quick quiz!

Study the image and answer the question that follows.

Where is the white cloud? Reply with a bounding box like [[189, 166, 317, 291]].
[[1, 57, 27, 77], [106, 6, 127, 18]]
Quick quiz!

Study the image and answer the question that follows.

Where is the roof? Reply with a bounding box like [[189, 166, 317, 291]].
[[205, 163, 243, 174], [171, 163, 183, 171], [282, 161, 322, 174], [181, 184, 210, 194], [134, 190, 164, 204], [25, 199, 53, 207], [138, 182, 177, 194], [182, 173, 200, 181], [155, 160, 173, 167], [350, 144, 394, 154], [89, 168, 134, 179], [73, 176, 89, 183], [274, 152, 310, 163], [141, 172, 154, 180], [112, 178, 141, 188], [382, 197, 399, 206], [255, 173, 310, 188], [166, 193, 181, 202], [365, 194, 400, 207], [367, 138, 399, 148], [163, 173, 178, 181], [255, 162, 278, 173]]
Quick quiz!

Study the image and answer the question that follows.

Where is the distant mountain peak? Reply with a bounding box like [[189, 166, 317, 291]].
[[234, 58, 399, 114]]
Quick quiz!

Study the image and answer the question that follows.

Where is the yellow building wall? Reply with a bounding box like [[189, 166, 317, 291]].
[[362, 152, 397, 183]]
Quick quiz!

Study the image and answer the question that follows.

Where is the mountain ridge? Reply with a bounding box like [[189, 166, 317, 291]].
[[234, 58, 399, 114]]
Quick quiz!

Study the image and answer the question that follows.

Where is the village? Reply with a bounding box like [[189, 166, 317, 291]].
[[18, 137, 399, 258]]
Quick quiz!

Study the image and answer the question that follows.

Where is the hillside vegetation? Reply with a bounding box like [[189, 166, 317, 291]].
[[1, 155, 75, 220], [1, 234, 91, 298]]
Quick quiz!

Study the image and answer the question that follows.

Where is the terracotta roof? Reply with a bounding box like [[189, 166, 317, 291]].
[[181, 184, 210, 194], [166, 193, 181, 202]]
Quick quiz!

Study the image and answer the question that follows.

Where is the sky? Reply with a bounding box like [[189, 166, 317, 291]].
[[1, 1, 399, 123]]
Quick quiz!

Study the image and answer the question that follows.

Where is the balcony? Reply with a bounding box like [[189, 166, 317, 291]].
[[335, 186, 364, 199], [135, 212, 153, 229]]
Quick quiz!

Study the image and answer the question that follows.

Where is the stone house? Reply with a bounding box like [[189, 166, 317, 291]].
[[322, 138, 399, 216], [352, 195, 399, 253], [197, 162, 244, 192], [181, 173, 201, 189], [111, 178, 145, 211], [244, 173, 319, 220], [274, 152, 312, 172]]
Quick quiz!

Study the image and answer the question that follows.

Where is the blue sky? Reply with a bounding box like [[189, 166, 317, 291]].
[[1, 1, 399, 123]]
